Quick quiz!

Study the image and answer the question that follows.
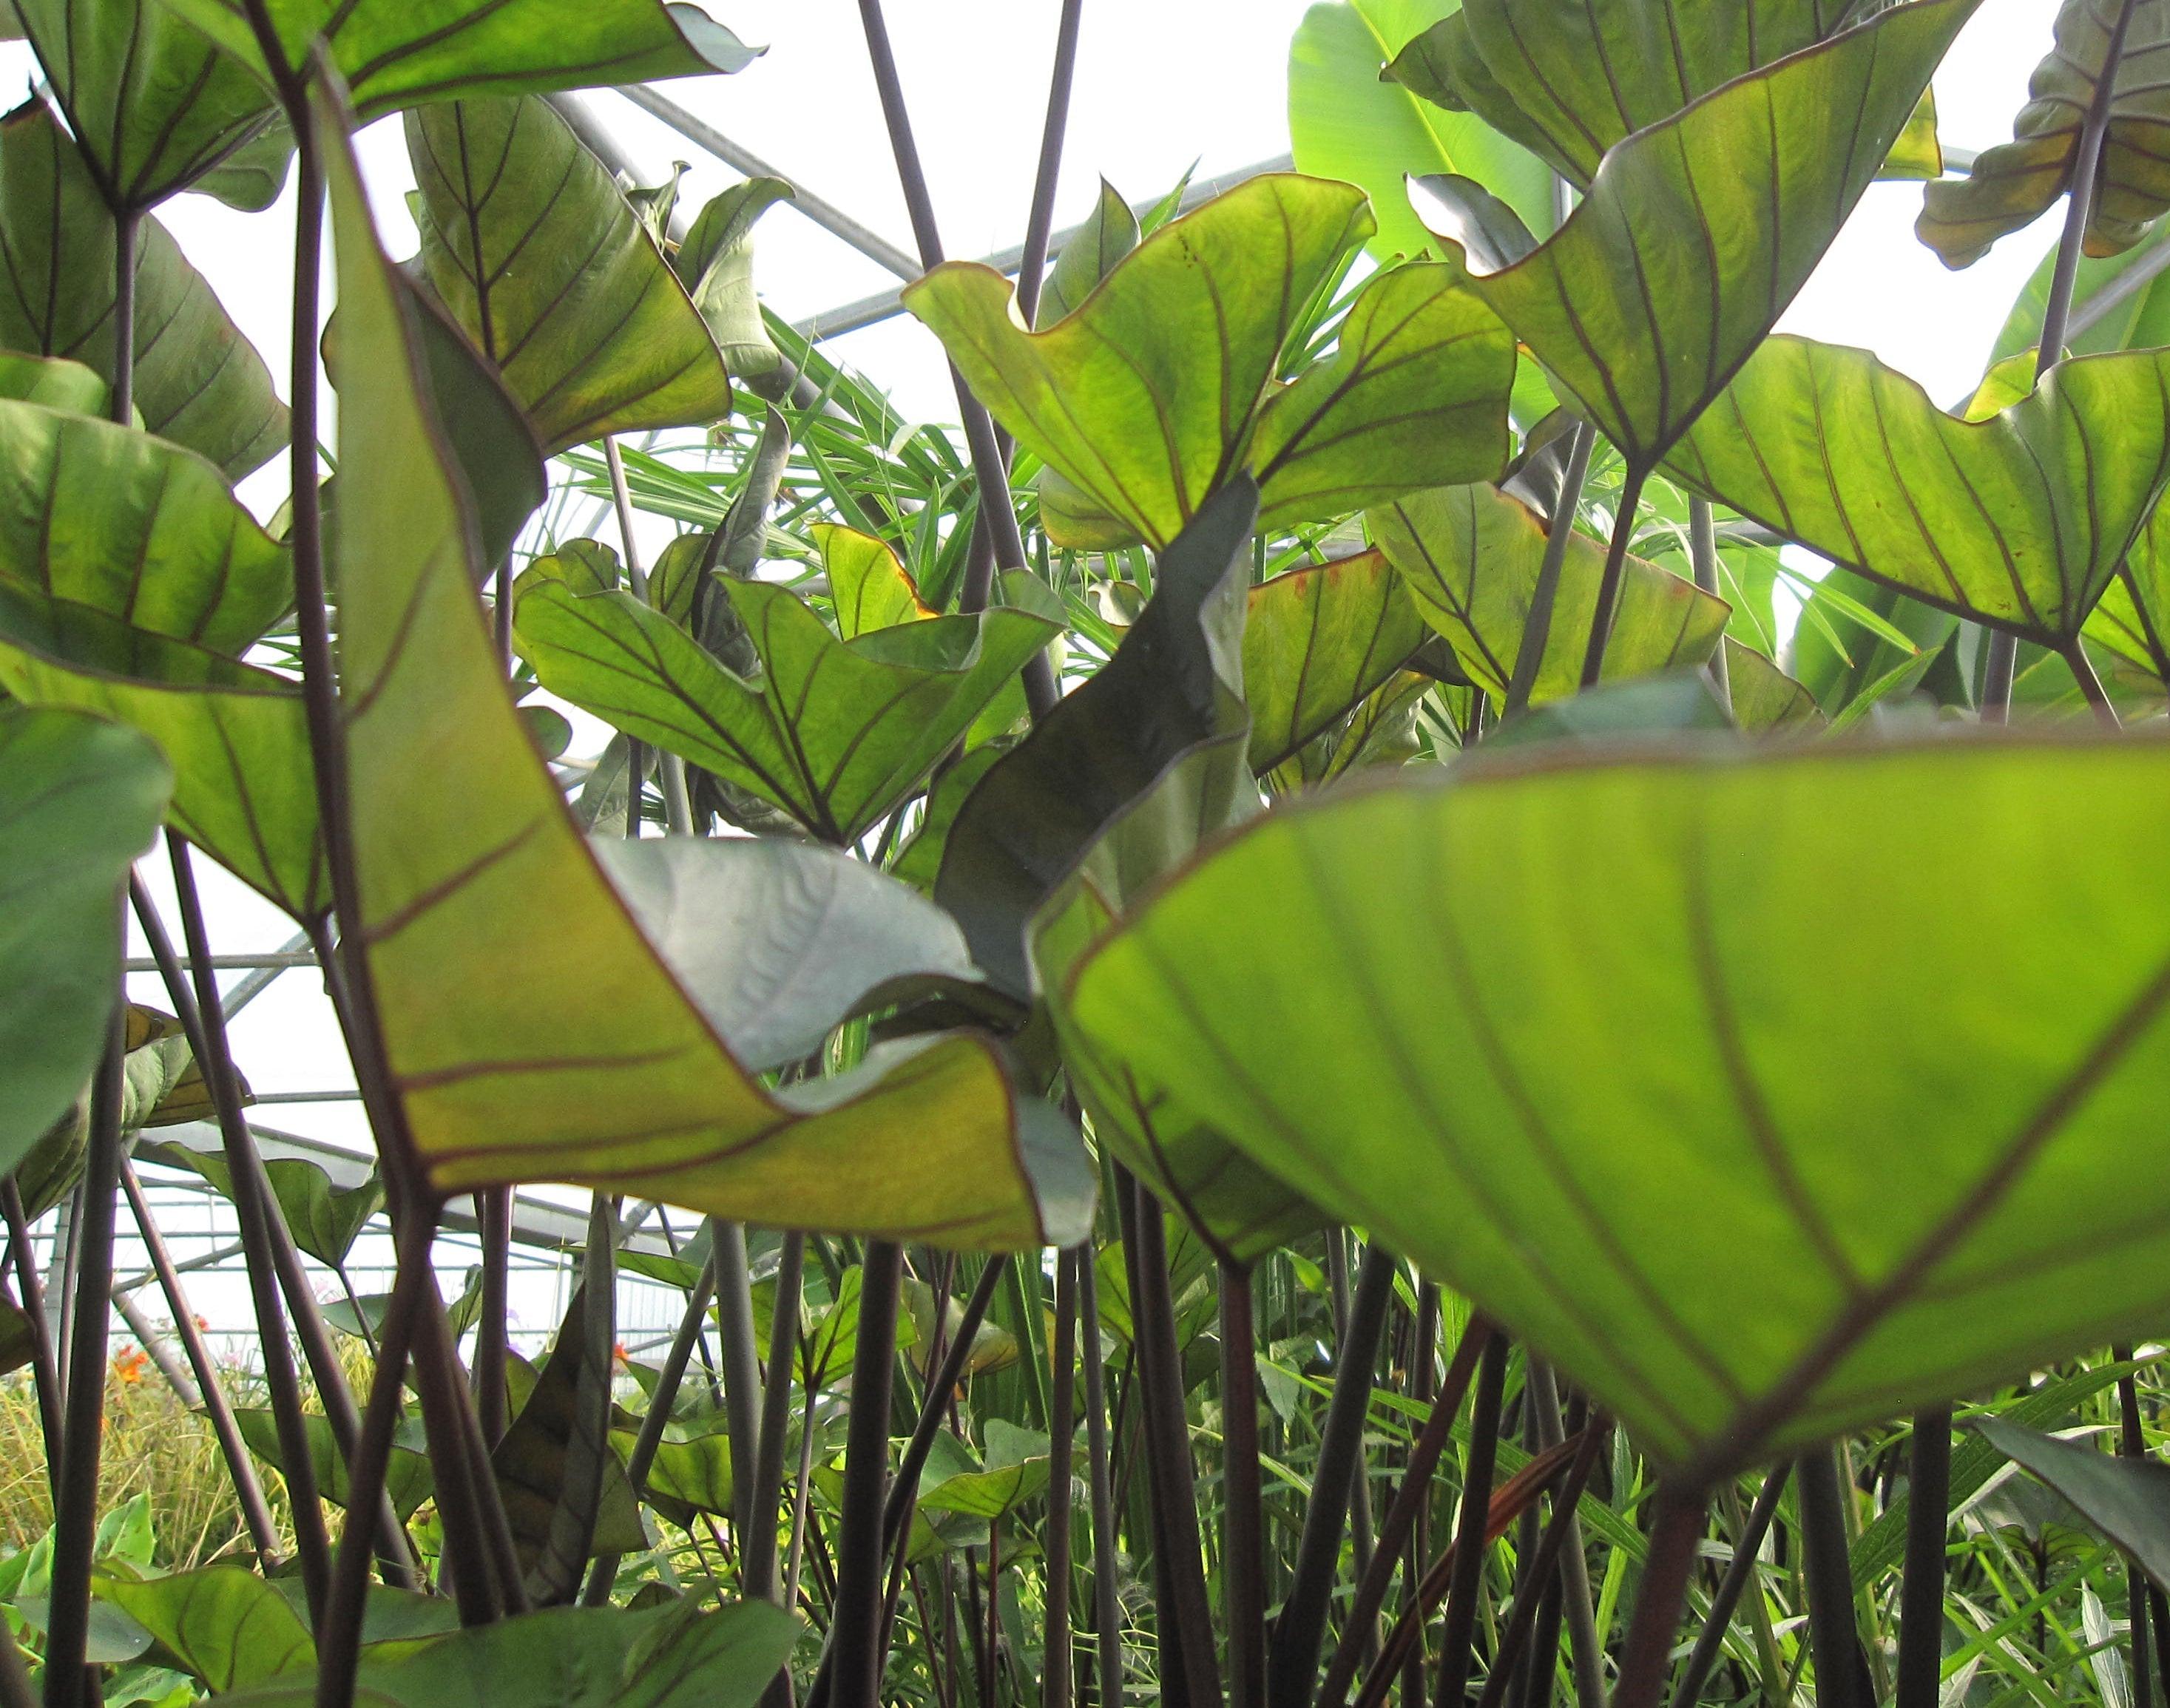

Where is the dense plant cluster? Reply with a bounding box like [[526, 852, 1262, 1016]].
[[7, 1, 2170, 1707]]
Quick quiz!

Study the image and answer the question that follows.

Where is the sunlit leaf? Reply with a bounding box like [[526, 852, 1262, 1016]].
[[1723, 639, 1824, 734], [0, 353, 112, 414], [234, 1409, 435, 1519], [96, 1566, 314, 1694], [319, 93, 1090, 1250], [1037, 179, 1140, 324], [820, 524, 934, 640], [1263, 668, 1433, 793], [407, 94, 733, 453], [1243, 550, 1427, 774], [1669, 339, 2170, 645], [1058, 734, 2170, 1478]]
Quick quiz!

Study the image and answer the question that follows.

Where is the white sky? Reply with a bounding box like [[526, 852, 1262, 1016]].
[[7, 0, 2072, 1340]]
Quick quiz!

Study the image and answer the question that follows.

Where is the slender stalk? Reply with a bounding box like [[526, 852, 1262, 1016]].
[[1672, 1463, 1791, 1706], [750, 1232, 808, 1600], [1046, 1247, 1081, 1708], [1608, 1490, 1707, 1708], [1473, 1421, 1611, 1708], [41, 1005, 123, 1708], [1689, 497, 1731, 713], [881, 1258, 1013, 1553], [1220, 1264, 1266, 1708], [2115, 1349, 2158, 1708], [2066, 640, 2122, 728], [834, 1240, 907, 1708], [713, 1221, 765, 1541], [1078, 1245, 1121, 1708], [1797, 1448, 1865, 1708], [1, 1181, 64, 1497], [1578, 467, 1650, 689], [1015, 0, 1086, 322], [1894, 1409, 1952, 1708], [604, 436, 693, 830], [1432, 1331, 1510, 1708], [1506, 421, 1598, 716], [477, 1186, 512, 1444], [1399, 1287, 1444, 1708], [119, 1160, 282, 1562]]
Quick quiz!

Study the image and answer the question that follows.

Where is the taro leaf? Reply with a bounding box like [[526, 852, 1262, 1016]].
[[1419, 0, 1975, 475], [1285, 0, 1553, 265], [822, 524, 934, 640], [917, 1422, 1050, 1519], [1668, 339, 2170, 646], [317, 97, 1090, 1251], [1056, 734, 2170, 1479], [936, 478, 1260, 1002], [905, 177, 1512, 549], [95, 1565, 314, 1693], [0, 401, 289, 651], [13, 0, 283, 213], [7, 1006, 203, 1218], [403, 283, 550, 572], [1385, 0, 1943, 190], [324, 1267, 485, 1346], [672, 178, 794, 379], [138, 1142, 380, 1267], [407, 95, 733, 454], [891, 748, 1002, 894], [155, 0, 760, 121], [1263, 668, 1432, 795], [1996, 217, 2170, 362], [0, 704, 169, 1179], [1921, 0, 2170, 268], [0, 1295, 32, 1376], [514, 574, 1056, 846], [901, 1278, 1019, 1380], [1369, 483, 1727, 704], [234, 1409, 435, 1519], [2085, 501, 2170, 683], [592, 836, 990, 1074], [1977, 1417, 2170, 1590], [0, 353, 111, 413], [0, 583, 325, 919], [1723, 640, 1824, 734], [1037, 179, 1140, 325], [0, 101, 286, 478], [610, 1422, 734, 1519], [1243, 551, 1427, 775]]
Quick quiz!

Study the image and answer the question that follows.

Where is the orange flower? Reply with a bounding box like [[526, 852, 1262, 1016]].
[[112, 1346, 149, 1385]]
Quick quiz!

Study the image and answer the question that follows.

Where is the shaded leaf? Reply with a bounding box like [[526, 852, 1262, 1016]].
[[97, 1566, 314, 1693], [0, 353, 111, 414], [234, 1409, 434, 1520], [1243, 550, 1427, 774], [1978, 1417, 2170, 1591], [1723, 639, 1824, 734], [1264, 668, 1432, 793], [891, 748, 1002, 894], [138, 1141, 380, 1268], [672, 177, 794, 379]]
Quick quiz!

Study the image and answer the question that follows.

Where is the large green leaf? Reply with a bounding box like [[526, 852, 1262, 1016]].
[[0, 704, 169, 1177], [1385, 0, 1942, 189], [1668, 339, 2170, 645], [515, 571, 1055, 846], [1921, 0, 2170, 267], [1055, 735, 2170, 1480], [153, 0, 758, 120], [0, 401, 288, 651], [1370, 481, 1727, 702], [1995, 217, 2170, 362], [672, 177, 794, 380], [1243, 549, 1427, 774], [14, 0, 283, 212], [96, 1567, 314, 1694], [233, 1408, 434, 1519], [320, 94, 1089, 1250], [1416, 0, 1974, 473], [138, 1139, 381, 1267], [1285, 0, 1553, 265], [0, 583, 325, 920], [905, 177, 1513, 548], [407, 94, 733, 453], [2084, 499, 2170, 682], [0, 101, 287, 478]]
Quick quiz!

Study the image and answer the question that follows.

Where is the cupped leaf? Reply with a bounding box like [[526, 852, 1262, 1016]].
[[1263, 668, 1432, 794], [1370, 482, 1727, 703], [320, 91, 1090, 1250], [595, 836, 993, 1074], [1723, 640, 1824, 733], [1285, 0, 1552, 265], [1417, 0, 1975, 473], [1386, 0, 1942, 189], [14, 0, 283, 212], [1037, 179, 1140, 325], [672, 177, 794, 379], [1058, 734, 2170, 1480], [1921, 0, 2170, 267], [138, 1139, 381, 1267], [917, 1422, 1050, 1519], [0, 353, 112, 413], [155, 0, 760, 120], [1668, 337, 2170, 645], [0, 101, 287, 478], [0, 401, 289, 651], [1977, 1417, 2170, 1591], [96, 1566, 314, 1694], [406, 94, 733, 453], [0, 583, 325, 920], [822, 523, 934, 640], [1243, 549, 1427, 774], [905, 177, 1513, 547], [0, 704, 169, 1176]]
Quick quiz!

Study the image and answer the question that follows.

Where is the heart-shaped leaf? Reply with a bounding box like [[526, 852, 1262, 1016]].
[[1243, 550, 1427, 776], [406, 94, 733, 453], [1921, 0, 2170, 267], [320, 92, 1089, 1250], [0, 401, 289, 651], [1667, 338, 2170, 645], [1055, 734, 2170, 1482], [1370, 482, 1727, 703], [0, 583, 325, 920], [1385, 0, 1942, 189], [905, 177, 1513, 547], [96, 1566, 314, 1694], [1418, 0, 1974, 474], [0, 704, 169, 1177], [139, 1139, 381, 1268], [15, 0, 284, 212], [155, 0, 760, 120], [822, 524, 936, 640], [0, 101, 287, 478]]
